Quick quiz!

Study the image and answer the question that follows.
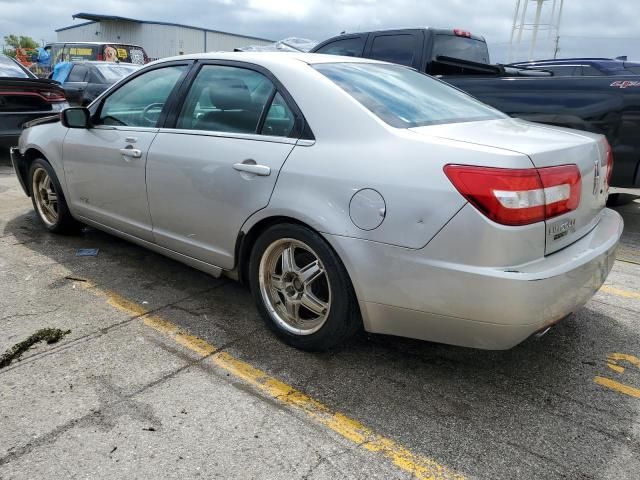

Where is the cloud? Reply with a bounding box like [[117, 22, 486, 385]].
[[1, 0, 638, 62]]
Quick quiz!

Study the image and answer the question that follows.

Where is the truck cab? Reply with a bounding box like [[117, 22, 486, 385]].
[[312, 28, 493, 75]]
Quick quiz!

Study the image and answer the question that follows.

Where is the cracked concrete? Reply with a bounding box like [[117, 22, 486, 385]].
[[1, 159, 640, 479]]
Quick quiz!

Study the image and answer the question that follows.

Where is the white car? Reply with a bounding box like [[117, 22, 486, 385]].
[[11, 52, 622, 351]]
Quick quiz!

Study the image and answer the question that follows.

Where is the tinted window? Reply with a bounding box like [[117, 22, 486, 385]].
[[67, 64, 89, 82], [432, 35, 490, 64], [315, 62, 504, 128], [97, 65, 186, 128], [581, 65, 604, 76], [261, 93, 295, 137], [94, 63, 140, 83], [546, 66, 580, 76], [177, 65, 274, 134], [369, 35, 417, 66], [0, 55, 29, 78], [315, 37, 365, 57]]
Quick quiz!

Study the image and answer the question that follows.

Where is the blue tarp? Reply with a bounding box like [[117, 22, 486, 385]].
[[51, 62, 72, 83]]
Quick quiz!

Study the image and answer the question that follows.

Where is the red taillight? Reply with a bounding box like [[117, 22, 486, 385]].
[[0, 87, 66, 103], [443, 164, 582, 226], [38, 89, 66, 102], [604, 138, 614, 188], [97, 53, 104, 61], [454, 29, 472, 38]]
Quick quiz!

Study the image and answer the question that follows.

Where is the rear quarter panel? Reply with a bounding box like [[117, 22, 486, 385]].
[[247, 130, 534, 249]]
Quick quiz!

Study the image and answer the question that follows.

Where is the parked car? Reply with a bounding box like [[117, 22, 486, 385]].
[[11, 53, 622, 351], [311, 28, 640, 192], [55, 61, 141, 106], [510, 58, 640, 76], [0, 53, 68, 152]]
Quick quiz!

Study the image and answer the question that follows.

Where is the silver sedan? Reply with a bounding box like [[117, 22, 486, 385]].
[[11, 52, 623, 351]]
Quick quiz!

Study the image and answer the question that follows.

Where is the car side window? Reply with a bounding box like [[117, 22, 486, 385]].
[[67, 64, 88, 82], [369, 34, 417, 67], [315, 37, 366, 57], [261, 93, 295, 137], [176, 65, 275, 134], [547, 65, 579, 76], [581, 65, 604, 76], [96, 65, 186, 128]]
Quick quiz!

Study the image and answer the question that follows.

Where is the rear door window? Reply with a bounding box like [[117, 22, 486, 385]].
[[315, 37, 366, 57], [67, 64, 89, 82], [369, 34, 419, 67], [176, 65, 274, 134]]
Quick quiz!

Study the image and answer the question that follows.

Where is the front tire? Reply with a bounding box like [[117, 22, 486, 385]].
[[29, 158, 80, 234], [249, 223, 360, 351]]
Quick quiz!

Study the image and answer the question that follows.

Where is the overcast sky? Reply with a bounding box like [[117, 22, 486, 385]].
[[1, 0, 639, 62]]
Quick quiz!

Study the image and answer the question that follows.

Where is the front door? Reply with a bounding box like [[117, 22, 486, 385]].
[[63, 64, 189, 241], [146, 64, 300, 268]]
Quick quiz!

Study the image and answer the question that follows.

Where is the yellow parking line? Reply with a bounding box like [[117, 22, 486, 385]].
[[594, 376, 640, 399], [99, 288, 465, 480], [599, 285, 640, 300]]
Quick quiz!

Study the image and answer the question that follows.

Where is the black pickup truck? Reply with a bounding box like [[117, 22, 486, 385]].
[[311, 28, 640, 190]]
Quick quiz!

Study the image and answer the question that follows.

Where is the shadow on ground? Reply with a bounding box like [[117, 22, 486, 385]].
[[3, 197, 640, 479]]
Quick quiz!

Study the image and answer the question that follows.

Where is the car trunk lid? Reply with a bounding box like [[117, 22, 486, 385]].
[[410, 118, 609, 254], [0, 78, 66, 113]]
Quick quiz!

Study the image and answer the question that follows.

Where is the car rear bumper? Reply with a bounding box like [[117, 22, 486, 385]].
[[325, 208, 623, 349], [9, 147, 30, 195]]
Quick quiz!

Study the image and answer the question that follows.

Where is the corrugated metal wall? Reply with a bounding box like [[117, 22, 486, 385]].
[[57, 21, 271, 60]]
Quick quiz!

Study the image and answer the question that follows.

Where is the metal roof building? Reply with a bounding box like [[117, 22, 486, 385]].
[[55, 13, 273, 60]]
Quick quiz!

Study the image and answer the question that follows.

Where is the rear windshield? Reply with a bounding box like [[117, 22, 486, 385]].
[[432, 35, 490, 64], [0, 56, 29, 78], [95, 63, 141, 82], [314, 62, 504, 128]]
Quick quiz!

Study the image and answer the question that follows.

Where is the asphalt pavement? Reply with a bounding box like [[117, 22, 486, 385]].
[[1, 157, 639, 480]]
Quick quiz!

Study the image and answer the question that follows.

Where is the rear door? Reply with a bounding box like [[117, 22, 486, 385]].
[[146, 62, 302, 269], [62, 64, 89, 105], [363, 30, 424, 68]]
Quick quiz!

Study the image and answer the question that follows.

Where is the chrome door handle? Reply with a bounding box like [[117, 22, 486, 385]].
[[233, 163, 271, 176], [119, 148, 142, 158]]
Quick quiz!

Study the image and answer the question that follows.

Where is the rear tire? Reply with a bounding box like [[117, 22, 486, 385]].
[[29, 158, 81, 234], [249, 223, 361, 351]]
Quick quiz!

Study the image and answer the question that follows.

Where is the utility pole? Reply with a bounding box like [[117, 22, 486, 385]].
[[528, 0, 545, 60], [553, 0, 565, 59]]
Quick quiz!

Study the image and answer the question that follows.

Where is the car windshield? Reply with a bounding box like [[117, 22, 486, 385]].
[[95, 64, 141, 82], [314, 62, 505, 128], [0, 56, 29, 78]]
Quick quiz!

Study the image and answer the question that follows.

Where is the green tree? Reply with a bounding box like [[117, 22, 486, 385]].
[[3, 35, 39, 58]]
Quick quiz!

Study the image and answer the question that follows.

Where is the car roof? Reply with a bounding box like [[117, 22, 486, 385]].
[[150, 51, 386, 67]]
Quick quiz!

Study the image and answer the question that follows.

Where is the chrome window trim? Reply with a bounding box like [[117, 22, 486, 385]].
[[156, 127, 298, 145]]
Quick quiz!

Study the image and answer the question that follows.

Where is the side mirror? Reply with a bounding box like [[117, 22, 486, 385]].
[[61, 107, 91, 129]]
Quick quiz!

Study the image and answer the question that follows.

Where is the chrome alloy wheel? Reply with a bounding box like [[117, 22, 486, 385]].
[[32, 167, 59, 226], [258, 238, 331, 335]]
